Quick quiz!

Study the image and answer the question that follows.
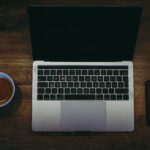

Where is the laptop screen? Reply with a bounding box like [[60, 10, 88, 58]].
[[28, 6, 142, 61]]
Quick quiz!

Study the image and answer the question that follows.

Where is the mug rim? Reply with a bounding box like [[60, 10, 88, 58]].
[[0, 72, 15, 107]]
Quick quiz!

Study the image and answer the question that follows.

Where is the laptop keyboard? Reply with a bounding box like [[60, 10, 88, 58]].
[[37, 65, 129, 101]]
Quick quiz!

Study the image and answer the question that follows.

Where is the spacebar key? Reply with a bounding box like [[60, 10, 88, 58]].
[[65, 95, 95, 100]]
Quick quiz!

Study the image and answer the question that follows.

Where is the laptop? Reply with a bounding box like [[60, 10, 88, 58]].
[[28, 6, 142, 132]]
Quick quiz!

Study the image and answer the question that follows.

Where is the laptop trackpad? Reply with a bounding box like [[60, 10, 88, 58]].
[[60, 101, 106, 131]]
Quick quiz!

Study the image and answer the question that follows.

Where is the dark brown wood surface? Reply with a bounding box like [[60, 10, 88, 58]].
[[0, 0, 150, 149]]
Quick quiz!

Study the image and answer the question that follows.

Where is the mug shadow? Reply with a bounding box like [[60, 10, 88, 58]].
[[0, 81, 22, 115]]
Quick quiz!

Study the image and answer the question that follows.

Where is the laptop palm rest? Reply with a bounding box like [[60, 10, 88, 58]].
[[60, 101, 106, 131]]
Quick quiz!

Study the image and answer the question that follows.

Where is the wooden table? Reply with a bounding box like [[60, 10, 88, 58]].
[[0, 0, 150, 149]]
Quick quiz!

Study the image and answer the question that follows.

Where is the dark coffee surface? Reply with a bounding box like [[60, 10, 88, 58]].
[[0, 77, 13, 105]]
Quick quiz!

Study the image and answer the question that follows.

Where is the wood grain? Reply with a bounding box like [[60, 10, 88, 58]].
[[0, 0, 150, 149]]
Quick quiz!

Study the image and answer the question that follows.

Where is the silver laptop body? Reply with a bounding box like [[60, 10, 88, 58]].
[[28, 6, 142, 132]]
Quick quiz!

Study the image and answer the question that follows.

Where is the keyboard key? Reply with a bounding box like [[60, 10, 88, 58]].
[[37, 94, 43, 100], [44, 94, 49, 100], [103, 88, 108, 94], [55, 82, 60, 87], [112, 82, 117, 87], [104, 95, 109, 100], [51, 70, 56, 75], [57, 95, 64, 100], [69, 70, 75, 75], [107, 70, 112, 75], [123, 95, 129, 100], [104, 76, 109, 81], [79, 76, 84, 81], [71, 88, 76, 93], [60, 76, 65, 81], [76, 70, 81, 75], [82, 70, 87, 75], [66, 76, 71, 81], [50, 94, 56, 100], [99, 82, 105, 87], [68, 82, 73, 87], [77, 88, 83, 94], [81, 82, 86, 87], [106, 82, 111, 87], [96, 94, 103, 100], [92, 76, 97, 81], [38, 88, 44, 93], [96, 88, 101, 93], [38, 70, 43, 75], [110, 95, 116, 100], [63, 70, 68, 75], [123, 76, 128, 82], [88, 70, 94, 75], [46, 88, 51, 93], [123, 76, 128, 87], [65, 95, 95, 100], [90, 88, 95, 94], [62, 82, 67, 87], [120, 70, 128, 75], [101, 70, 106, 75], [117, 76, 122, 81], [73, 76, 78, 81], [49, 82, 54, 88], [117, 95, 122, 100], [85, 76, 90, 81], [38, 76, 46, 81], [109, 88, 114, 93], [110, 76, 115, 81], [115, 88, 128, 94], [38, 82, 48, 87], [47, 76, 52, 81], [84, 88, 89, 94], [98, 76, 103, 81], [124, 81, 129, 87], [65, 88, 70, 93], [44, 70, 49, 75], [113, 70, 119, 75], [95, 70, 100, 75], [58, 88, 63, 93], [57, 70, 62, 75], [74, 82, 80, 87], [118, 82, 124, 87], [54, 76, 59, 81], [52, 88, 57, 94], [87, 82, 92, 87], [93, 82, 98, 87]]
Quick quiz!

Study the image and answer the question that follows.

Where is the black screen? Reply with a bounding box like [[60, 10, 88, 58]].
[[28, 6, 142, 61]]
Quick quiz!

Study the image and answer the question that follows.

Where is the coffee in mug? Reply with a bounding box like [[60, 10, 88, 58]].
[[0, 72, 15, 108]]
